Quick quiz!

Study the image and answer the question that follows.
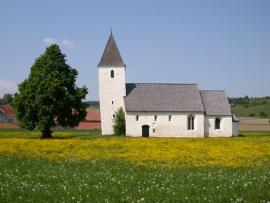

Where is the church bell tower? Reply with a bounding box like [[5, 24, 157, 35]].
[[98, 32, 126, 135]]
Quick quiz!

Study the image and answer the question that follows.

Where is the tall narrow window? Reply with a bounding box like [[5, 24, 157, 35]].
[[154, 115, 157, 121], [188, 115, 194, 130], [215, 118, 221, 129], [136, 115, 139, 121], [168, 115, 172, 122], [110, 70, 114, 78]]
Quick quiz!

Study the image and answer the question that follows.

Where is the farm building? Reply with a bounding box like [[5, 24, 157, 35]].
[[0, 104, 17, 123], [98, 33, 239, 137], [76, 109, 101, 129]]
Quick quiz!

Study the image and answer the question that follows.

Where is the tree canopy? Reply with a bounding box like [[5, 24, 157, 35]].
[[13, 44, 88, 138]]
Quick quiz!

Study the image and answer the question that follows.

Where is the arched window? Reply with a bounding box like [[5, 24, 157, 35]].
[[215, 118, 221, 129], [154, 115, 157, 121], [168, 115, 172, 122], [136, 115, 139, 121], [188, 115, 194, 130], [110, 70, 114, 78]]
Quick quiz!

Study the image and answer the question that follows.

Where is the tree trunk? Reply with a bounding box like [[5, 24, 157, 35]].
[[41, 129, 52, 139]]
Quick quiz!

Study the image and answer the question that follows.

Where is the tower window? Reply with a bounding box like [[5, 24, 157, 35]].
[[110, 70, 114, 78], [136, 115, 139, 121], [112, 101, 114, 104], [188, 115, 195, 130], [154, 115, 157, 121], [168, 115, 172, 122], [215, 118, 221, 129]]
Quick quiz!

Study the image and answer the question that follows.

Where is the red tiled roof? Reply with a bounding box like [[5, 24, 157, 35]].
[[76, 109, 101, 129], [84, 109, 101, 121], [76, 121, 101, 129], [0, 104, 15, 117]]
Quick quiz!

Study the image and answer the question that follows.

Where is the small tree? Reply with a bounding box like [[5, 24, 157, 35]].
[[113, 107, 126, 136], [13, 44, 88, 138]]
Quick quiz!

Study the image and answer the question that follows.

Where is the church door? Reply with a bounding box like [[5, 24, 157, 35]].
[[142, 125, 150, 137]]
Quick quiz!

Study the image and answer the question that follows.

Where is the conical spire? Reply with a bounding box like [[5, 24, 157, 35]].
[[98, 32, 125, 67]]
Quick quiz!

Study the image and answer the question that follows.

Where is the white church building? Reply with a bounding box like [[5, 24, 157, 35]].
[[98, 33, 239, 137]]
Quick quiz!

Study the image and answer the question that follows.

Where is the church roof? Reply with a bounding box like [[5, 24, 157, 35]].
[[124, 83, 205, 112], [98, 33, 125, 67], [200, 90, 232, 116], [232, 113, 239, 122]]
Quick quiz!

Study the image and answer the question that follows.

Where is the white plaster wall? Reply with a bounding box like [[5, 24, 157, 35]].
[[232, 122, 239, 137], [99, 67, 126, 135], [204, 116, 232, 137], [126, 112, 204, 137]]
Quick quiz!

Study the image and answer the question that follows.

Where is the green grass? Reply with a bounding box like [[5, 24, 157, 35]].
[[240, 131, 270, 137], [231, 101, 270, 118], [1, 155, 269, 203], [0, 129, 101, 139]]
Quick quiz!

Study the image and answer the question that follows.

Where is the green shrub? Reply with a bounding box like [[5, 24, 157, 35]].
[[113, 107, 126, 136], [260, 112, 268, 118], [249, 113, 256, 117]]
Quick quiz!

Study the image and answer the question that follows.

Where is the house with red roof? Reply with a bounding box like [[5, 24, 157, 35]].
[[0, 104, 17, 123]]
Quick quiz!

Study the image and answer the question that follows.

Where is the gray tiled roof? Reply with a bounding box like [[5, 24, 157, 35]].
[[124, 83, 205, 112], [200, 90, 232, 116], [98, 33, 125, 67], [232, 113, 239, 122]]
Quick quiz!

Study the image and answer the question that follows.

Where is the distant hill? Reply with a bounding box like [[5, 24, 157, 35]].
[[229, 96, 270, 118]]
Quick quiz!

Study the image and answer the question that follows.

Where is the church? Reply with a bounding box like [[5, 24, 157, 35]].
[[98, 33, 239, 137]]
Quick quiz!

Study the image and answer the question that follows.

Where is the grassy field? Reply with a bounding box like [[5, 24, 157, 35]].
[[231, 97, 270, 118], [0, 130, 270, 202]]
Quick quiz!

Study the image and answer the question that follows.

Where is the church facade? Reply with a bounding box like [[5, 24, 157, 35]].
[[98, 33, 239, 137]]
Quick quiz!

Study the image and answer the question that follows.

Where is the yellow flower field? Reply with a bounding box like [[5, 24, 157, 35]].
[[0, 131, 270, 168]]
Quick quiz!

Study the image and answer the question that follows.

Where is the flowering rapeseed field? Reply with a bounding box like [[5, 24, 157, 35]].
[[0, 130, 269, 168]]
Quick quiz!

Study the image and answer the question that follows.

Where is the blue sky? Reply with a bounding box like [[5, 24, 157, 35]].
[[0, 0, 269, 100]]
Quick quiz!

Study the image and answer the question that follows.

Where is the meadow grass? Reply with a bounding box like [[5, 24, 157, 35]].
[[0, 130, 270, 202]]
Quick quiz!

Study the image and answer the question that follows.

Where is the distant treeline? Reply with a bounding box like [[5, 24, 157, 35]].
[[86, 101, 100, 108], [0, 94, 14, 105], [228, 96, 270, 107]]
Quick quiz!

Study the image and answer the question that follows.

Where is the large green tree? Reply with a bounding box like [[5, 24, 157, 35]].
[[13, 44, 88, 138]]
